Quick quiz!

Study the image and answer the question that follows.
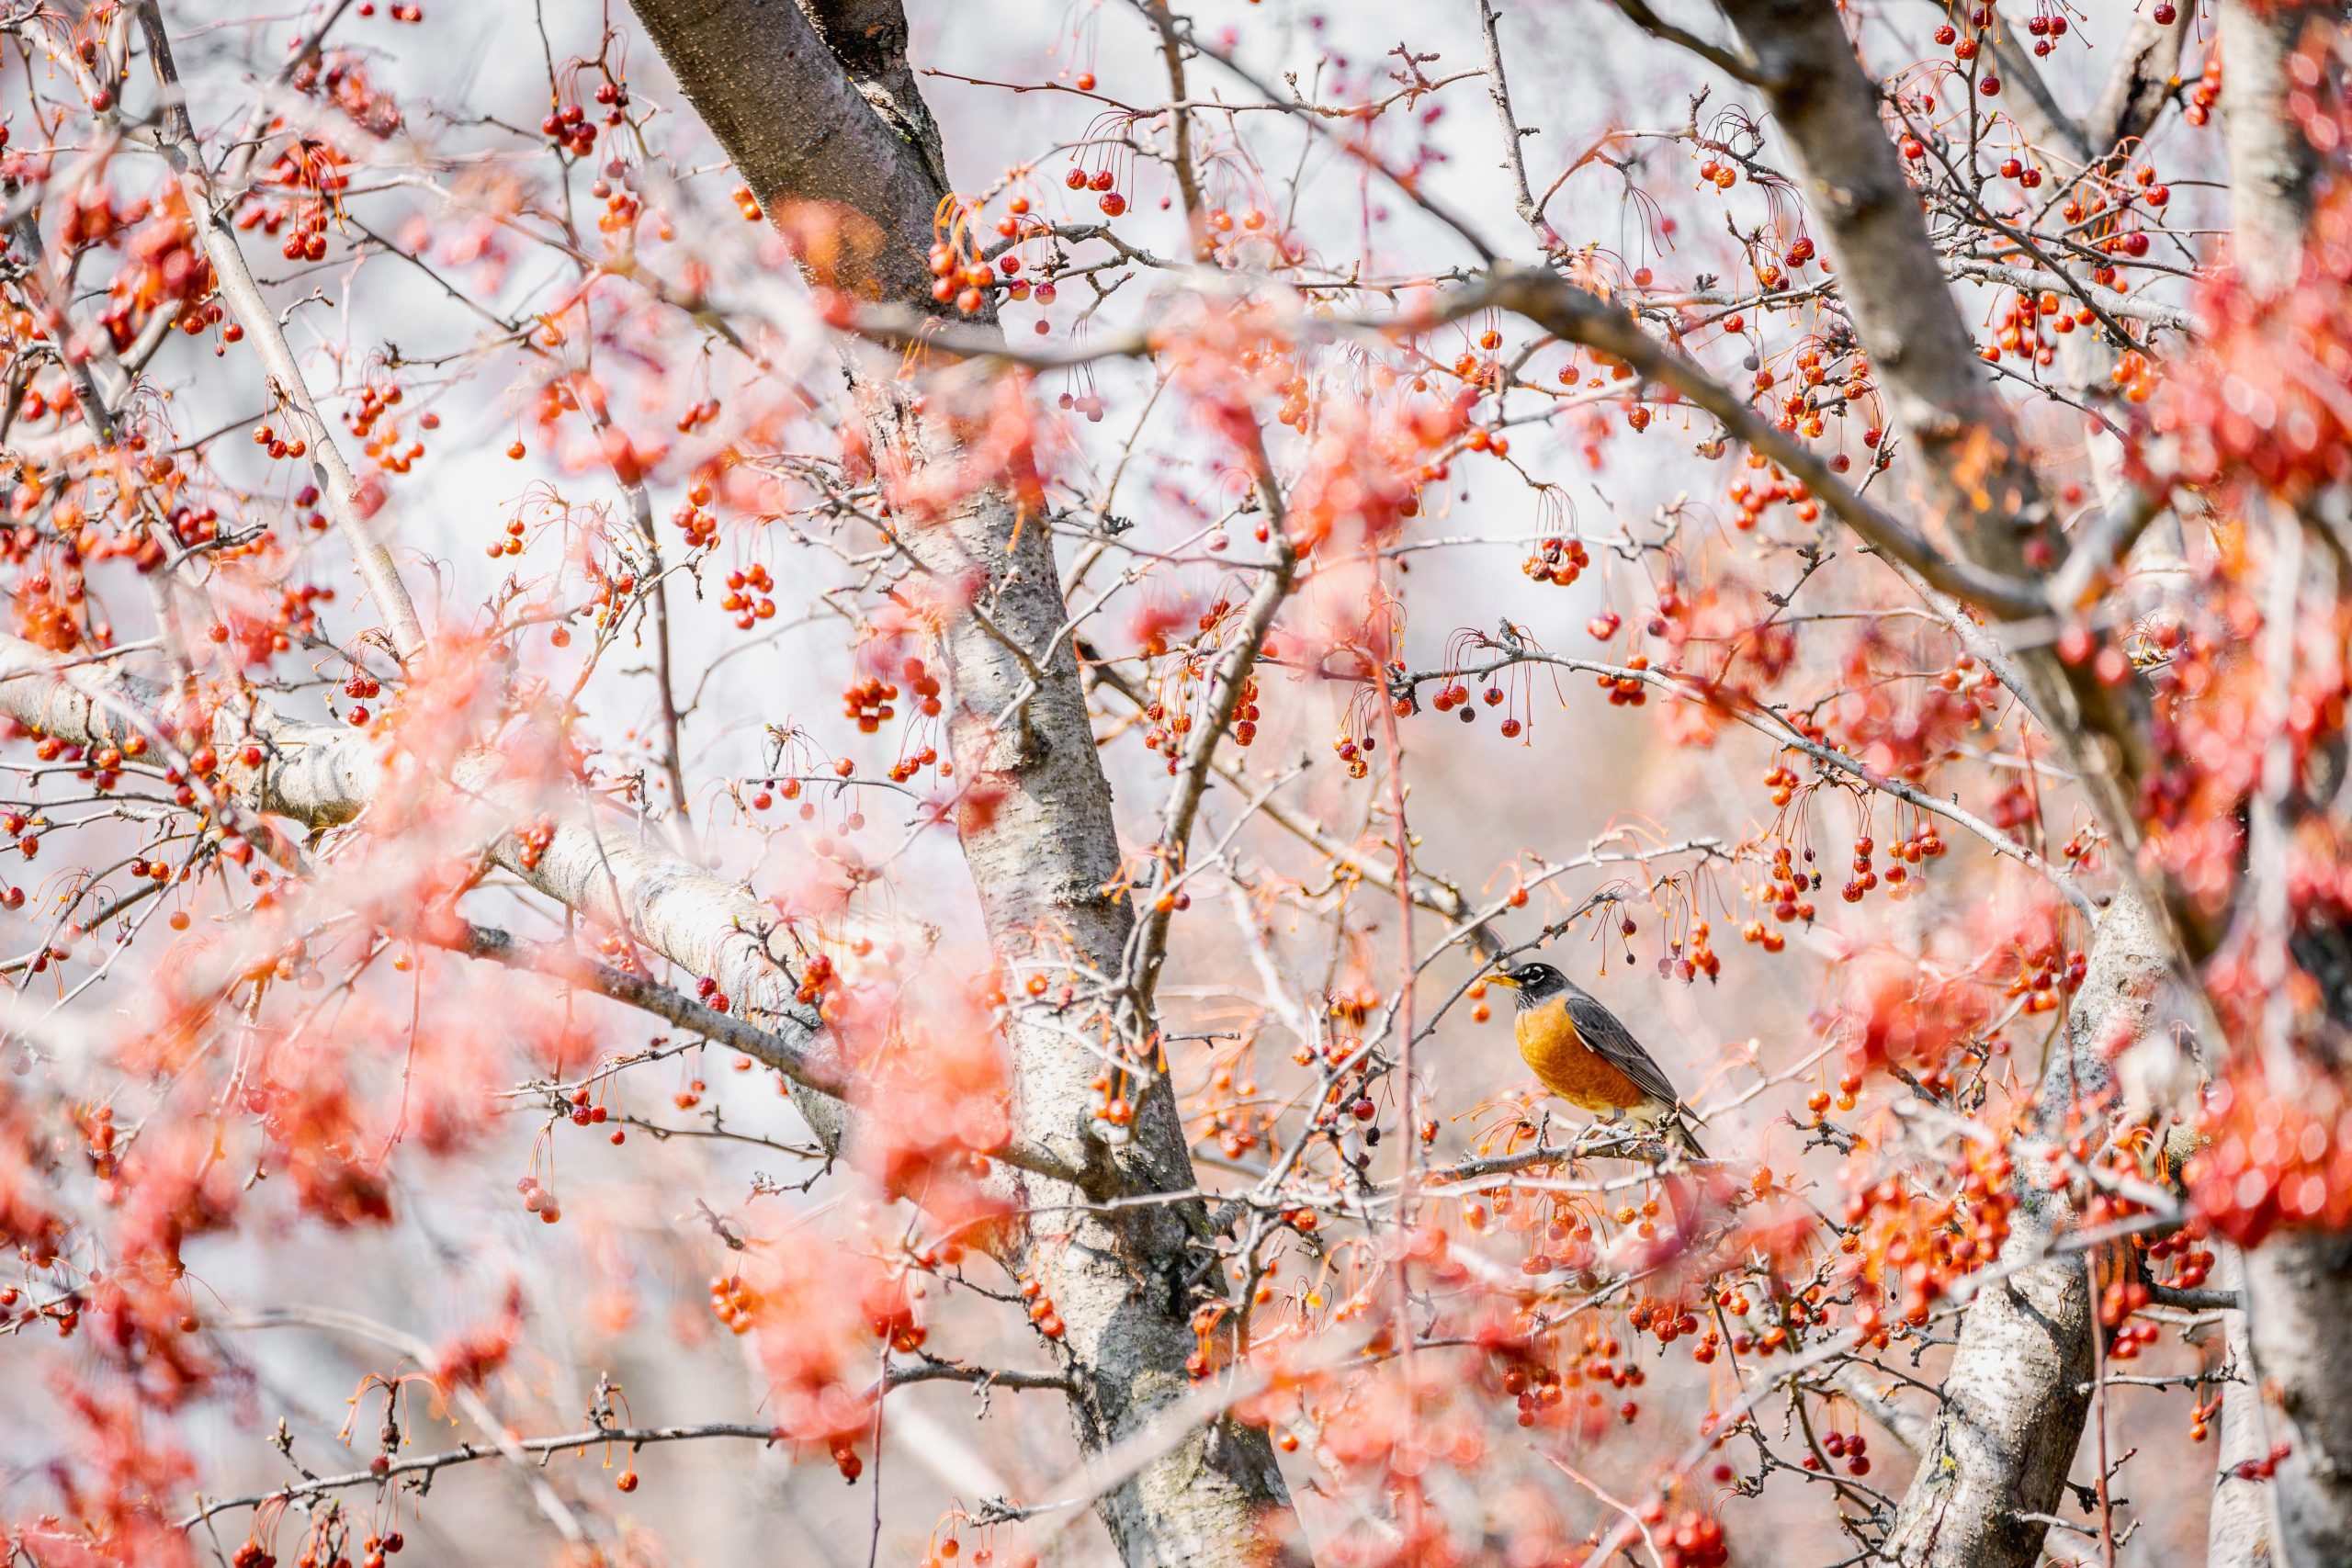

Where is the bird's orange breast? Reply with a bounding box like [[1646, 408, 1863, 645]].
[[1516, 996, 1645, 1113]]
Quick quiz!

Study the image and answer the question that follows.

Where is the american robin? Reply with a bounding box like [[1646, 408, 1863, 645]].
[[1487, 962, 1706, 1158]]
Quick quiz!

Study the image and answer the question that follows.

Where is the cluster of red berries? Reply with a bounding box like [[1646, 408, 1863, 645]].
[[2001, 946, 2084, 1013], [1649, 1508, 1729, 1568], [1019, 1277, 1067, 1339], [1713, 1278, 1830, 1357], [869, 1295, 925, 1355], [1199, 203, 1272, 250], [887, 744, 943, 784], [512, 817, 555, 871], [1667, 919, 1721, 981], [1462, 423, 1511, 458], [2188, 1074, 2352, 1245], [1726, 471, 1818, 533], [1063, 163, 1126, 218], [563, 1086, 616, 1144], [1200, 1097, 1263, 1161], [2146, 1224, 2214, 1291], [671, 497, 719, 548], [254, 139, 353, 254], [241, 1531, 377, 1568], [711, 1273, 760, 1335], [2185, 45, 2222, 128], [1425, 681, 1485, 718], [926, 235, 997, 315], [900, 657, 944, 716], [744, 776, 803, 813], [1330, 728, 1375, 780], [539, 101, 601, 157], [1995, 155, 2046, 189], [1755, 344, 1853, 439], [1806, 1428, 1872, 1477], [842, 675, 899, 733], [1522, 536, 1589, 586], [515, 1172, 561, 1224], [1804, 1074, 1866, 1122], [583, 565, 640, 632], [1838, 835, 1883, 905], [290, 50, 406, 140], [168, 501, 225, 548], [1927, 8, 2002, 94], [1595, 654, 1652, 706], [1230, 675, 1261, 749], [1176, 1297, 1232, 1382], [2018, 6, 2072, 55], [1142, 695, 1194, 764], [1087, 1068, 1135, 1132], [250, 421, 311, 463], [2098, 1279, 2163, 1359], [792, 952, 835, 1008], [99, 202, 218, 352], [344, 379, 415, 462], [1849, 1148, 2016, 1324], [593, 155, 643, 234], [1516, 1329, 1652, 1429], [1757, 843, 1816, 926], [722, 562, 775, 628], [1625, 1296, 1704, 1347], [980, 195, 1052, 307], [1449, 350, 1502, 399]]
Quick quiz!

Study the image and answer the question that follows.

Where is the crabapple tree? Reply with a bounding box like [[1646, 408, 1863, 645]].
[[0, 1, 2349, 1567]]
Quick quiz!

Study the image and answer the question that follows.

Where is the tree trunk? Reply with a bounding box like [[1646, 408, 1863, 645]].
[[2244, 1235, 2352, 1567], [624, 4, 1301, 1561], [1879, 893, 2168, 1568], [2217, 7, 2352, 1563], [2211, 1250, 2279, 1568], [1692, 7, 2198, 1562], [2219, 0, 2330, 297]]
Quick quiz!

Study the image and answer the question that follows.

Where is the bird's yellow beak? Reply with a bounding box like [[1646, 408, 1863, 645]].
[[1485, 970, 1520, 989]]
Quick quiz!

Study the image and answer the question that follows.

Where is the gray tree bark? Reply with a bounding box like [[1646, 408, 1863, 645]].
[[1695, 6, 2205, 1565], [1878, 893, 2168, 1568], [2216, 7, 2352, 1564], [622, 4, 1303, 1562], [2211, 1251, 2280, 1568]]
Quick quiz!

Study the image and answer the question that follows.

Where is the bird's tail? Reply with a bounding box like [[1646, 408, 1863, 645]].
[[1668, 1115, 1707, 1162]]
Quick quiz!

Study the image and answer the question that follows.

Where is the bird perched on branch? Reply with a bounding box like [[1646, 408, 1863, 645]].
[[1487, 962, 1706, 1159]]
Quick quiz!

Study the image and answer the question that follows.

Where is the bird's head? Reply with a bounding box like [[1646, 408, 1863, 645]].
[[1487, 961, 1568, 1009]]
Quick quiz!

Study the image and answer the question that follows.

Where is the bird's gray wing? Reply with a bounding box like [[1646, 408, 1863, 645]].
[[1563, 989, 1684, 1108]]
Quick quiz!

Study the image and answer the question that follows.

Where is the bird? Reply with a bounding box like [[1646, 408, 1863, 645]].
[[1486, 961, 1707, 1159]]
